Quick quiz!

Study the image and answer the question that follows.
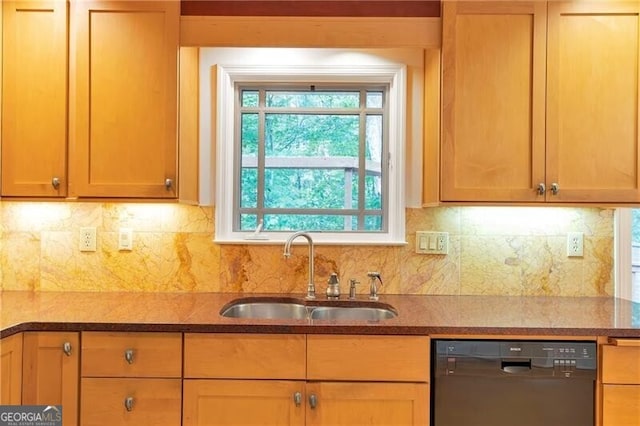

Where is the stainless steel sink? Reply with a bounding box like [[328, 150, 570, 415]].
[[309, 306, 397, 321], [219, 297, 397, 321], [220, 298, 309, 320]]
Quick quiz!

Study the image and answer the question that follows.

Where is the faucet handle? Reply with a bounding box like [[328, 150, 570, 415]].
[[348, 278, 360, 300], [367, 272, 382, 301]]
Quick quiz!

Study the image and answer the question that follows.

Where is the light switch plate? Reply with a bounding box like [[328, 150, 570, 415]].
[[118, 228, 133, 251], [416, 231, 449, 255]]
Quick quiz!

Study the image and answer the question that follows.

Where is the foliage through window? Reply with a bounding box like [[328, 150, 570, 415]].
[[235, 85, 388, 233]]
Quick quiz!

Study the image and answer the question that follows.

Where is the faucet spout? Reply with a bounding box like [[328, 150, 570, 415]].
[[283, 231, 316, 300]]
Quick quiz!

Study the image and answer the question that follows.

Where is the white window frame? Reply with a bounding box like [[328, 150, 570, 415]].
[[201, 49, 408, 245], [615, 208, 636, 301]]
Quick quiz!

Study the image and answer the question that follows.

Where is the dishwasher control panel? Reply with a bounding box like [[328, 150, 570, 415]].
[[434, 340, 597, 378]]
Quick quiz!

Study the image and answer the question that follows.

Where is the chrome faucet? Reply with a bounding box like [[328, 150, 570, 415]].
[[283, 231, 316, 300]]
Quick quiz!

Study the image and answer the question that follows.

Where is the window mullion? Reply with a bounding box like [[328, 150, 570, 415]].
[[358, 89, 367, 231], [257, 89, 266, 227]]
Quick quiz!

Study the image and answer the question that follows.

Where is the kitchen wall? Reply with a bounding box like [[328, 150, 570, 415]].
[[0, 201, 614, 296]]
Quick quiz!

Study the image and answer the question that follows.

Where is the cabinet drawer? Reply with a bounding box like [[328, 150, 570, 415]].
[[602, 341, 640, 384], [307, 335, 430, 382], [184, 333, 305, 379], [82, 332, 182, 378], [602, 384, 640, 426], [80, 378, 181, 426]]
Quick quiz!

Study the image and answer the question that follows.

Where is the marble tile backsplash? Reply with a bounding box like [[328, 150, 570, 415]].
[[0, 202, 614, 296]]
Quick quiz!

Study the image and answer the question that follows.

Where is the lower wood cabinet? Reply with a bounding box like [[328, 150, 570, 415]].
[[183, 379, 305, 426], [183, 333, 430, 426], [22, 332, 79, 426], [0, 333, 23, 404], [81, 377, 182, 426], [601, 338, 640, 426]]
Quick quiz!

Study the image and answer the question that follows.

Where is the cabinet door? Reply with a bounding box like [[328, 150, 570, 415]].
[[22, 332, 79, 426], [70, 0, 179, 198], [441, 1, 547, 202], [1, 0, 67, 197], [306, 382, 429, 426], [0, 333, 23, 404], [182, 379, 305, 426], [547, 2, 640, 202], [81, 378, 181, 426], [602, 384, 640, 426]]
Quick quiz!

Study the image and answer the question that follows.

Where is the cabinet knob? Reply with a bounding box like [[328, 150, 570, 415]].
[[537, 183, 546, 195], [293, 391, 302, 407], [62, 342, 72, 356], [124, 349, 134, 364], [309, 394, 318, 409], [124, 396, 134, 412], [164, 178, 173, 190], [550, 182, 559, 195], [52, 177, 61, 189]]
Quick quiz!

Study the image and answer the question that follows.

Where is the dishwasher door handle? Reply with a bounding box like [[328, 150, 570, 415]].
[[501, 359, 532, 374]]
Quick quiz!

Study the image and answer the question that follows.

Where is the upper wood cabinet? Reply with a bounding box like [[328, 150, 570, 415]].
[[1, 0, 68, 197], [441, 1, 640, 203], [69, 0, 179, 198]]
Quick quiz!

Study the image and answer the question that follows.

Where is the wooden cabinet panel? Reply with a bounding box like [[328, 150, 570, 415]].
[[1, 333, 23, 404], [81, 332, 182, 378], [602, 384, 640, 426], [441, 1, 547, 202], [70, 0, 179, 198], [81, 377, 181, 426], [183, 379, 305, 426], [546, 1, 640, 202], [602, 344, 640, 384], [306, 381, 429, 426], [1, 0, 67, 197], [184, 333, 306, 379], [307, 335, 430, 382], [22, 332, 79, 426]]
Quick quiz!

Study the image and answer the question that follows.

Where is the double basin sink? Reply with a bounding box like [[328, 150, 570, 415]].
[[220, 296, 397, 321]]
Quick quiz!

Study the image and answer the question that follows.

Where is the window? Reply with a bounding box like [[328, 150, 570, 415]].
[[236, 84, 387, 233], [617, 208, 640, 302], [202, 48, 410, 245]]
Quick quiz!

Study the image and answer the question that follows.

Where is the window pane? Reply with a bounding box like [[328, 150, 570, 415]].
[[366, 115, 383, 209], [265, 114, 359, 156], [241, 114, 259, 155], [240, 214, 257, 230], [266, 91, 359, 108], [366, 91, 383, 108], [263, 214, 350, 231], [264, 169, 346, 209], [240, 168, 257, 208], [364, 215, 383, 231], [242, 90, 259, 107]]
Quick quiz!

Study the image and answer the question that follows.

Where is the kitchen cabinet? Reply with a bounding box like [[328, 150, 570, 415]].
[[69, 0, 179, 198], [1, 0, 67, 197], [183, 333, 430, 426], [601, 338, 640, 426], [21, 332, 79, 426], [0, 333, 23, 404], [80, 332, 182, 426], [441, 1, 640, 203]]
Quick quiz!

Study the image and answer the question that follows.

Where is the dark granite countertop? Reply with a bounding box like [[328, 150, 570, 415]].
[[1, 291, 639, 338]]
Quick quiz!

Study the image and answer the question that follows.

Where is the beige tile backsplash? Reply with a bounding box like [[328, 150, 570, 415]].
[[0, 202, 614, 296]]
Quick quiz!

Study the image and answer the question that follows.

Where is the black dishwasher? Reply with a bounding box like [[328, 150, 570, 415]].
[[431, 340, 597, 426]]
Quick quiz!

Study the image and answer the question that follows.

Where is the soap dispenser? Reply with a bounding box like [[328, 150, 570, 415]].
[[326, 273, 340, 300]]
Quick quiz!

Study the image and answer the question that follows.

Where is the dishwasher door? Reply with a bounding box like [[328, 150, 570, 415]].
[[431, 340, 597, 426]]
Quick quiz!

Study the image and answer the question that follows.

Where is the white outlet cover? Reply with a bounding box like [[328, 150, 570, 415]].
[[79, 227, 97, 252]]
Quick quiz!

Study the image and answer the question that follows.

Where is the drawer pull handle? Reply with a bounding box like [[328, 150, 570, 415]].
[[537, 183, 545, 195], [165, 178, 173, 190], [293, 392, 302, 407], [52, 177, 61, 189], [309, 394, 318, 409], [62, 342, 72, 356], [124, 349, 134, 364], [550, 182, 559, 195], [124, 396, 134, 412]]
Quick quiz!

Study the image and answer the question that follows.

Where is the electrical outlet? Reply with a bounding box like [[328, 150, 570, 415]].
[[416, 231, 449, 255], [79, 227, 97, 252], [566, 232, 584, 257]]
